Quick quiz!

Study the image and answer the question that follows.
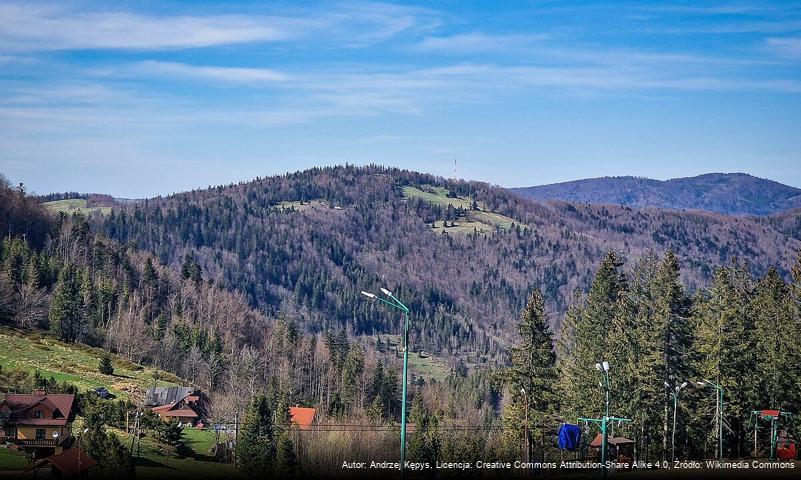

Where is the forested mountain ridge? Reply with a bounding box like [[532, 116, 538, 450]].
[[97, 165, 801, 365], [512, 172, 801, 216], [2, 169, 801, 471]]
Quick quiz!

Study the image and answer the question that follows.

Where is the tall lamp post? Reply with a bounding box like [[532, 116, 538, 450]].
[[361, 288, 410, 477], [697, 379, 724, 460], [579, 361, 629, 480], [664, 381, 688, 464], [521, 388, 530, 465], [596, 362, 610, 419]]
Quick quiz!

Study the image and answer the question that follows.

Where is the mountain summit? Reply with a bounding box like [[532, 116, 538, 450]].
[[511, 173, 801, 216]]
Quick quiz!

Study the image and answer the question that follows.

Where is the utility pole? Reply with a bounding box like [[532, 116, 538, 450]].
[[697, 380, 724, 460], [234, 411, 239, 468], [361, 288, 411, 479], [521, 388, 530, 465], [664, 381, 688, 464]]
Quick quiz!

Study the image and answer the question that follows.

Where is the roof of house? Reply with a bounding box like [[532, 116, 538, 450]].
[[0, 393, 75, 425], [152, 402, 200, 418], [289, 406, 316, 429], [590, 434, 635, 448], [25, 448, 96, 475], [144, 386, 196, 407]]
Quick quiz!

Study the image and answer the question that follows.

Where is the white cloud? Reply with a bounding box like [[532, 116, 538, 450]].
[[766, 37, 801, 58], [0, 4, 304, 51], [0, 2, 436, 52], [415, 32, 548, 53], [135, 61, 290, 83]]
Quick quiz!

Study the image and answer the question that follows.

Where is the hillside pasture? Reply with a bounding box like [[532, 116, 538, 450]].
[[42, 199, 112, 215], [0, 327, 180, 400]]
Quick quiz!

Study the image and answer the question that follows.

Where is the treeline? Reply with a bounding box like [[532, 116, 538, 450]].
[[35, 191, 88, 202], [0, 174, 51, 249], [500, 250, 801, 464]]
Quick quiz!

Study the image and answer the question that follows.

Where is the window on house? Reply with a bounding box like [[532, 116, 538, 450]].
[[35, 429, 45, 440], [3, 426, 14, 438], [34, 410, 43, 419]]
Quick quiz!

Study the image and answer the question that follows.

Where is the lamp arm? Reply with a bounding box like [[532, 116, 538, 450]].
[[386, 293, 409, 312]]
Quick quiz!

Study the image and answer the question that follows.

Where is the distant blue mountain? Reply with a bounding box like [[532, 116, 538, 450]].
[[511, 173, 801, 216]]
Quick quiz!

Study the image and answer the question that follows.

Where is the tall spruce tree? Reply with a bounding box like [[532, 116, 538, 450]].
[[558, 252, 628, 421], [690, 261, 755, 458], [507, 288, 558, 460], [49, 262, 83, 342], [752, 268, 800, 413], [236, 395, 276, 476]]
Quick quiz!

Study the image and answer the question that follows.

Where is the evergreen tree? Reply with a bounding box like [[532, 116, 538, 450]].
[[236, 395, 276, 476], [691, 261, 755, 458], [275, 433, 299, 477], [81, 427, 135, 478], [558, 252, 627, 420], [98, 353, 114, 375], [752, 268, 800, 413], [49, 262, 83, 342], [508, 288, 558, 459]]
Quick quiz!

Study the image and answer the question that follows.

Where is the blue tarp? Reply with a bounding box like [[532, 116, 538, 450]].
[[558, 423, 582, 450]]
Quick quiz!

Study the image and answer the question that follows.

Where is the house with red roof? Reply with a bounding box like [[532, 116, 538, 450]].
[[25, 447, 97, 478], [0, 389, 76, 457], [289, 405, 316, 430]]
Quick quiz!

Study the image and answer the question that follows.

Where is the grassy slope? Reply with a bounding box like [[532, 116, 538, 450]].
[[0, 328, 240, 478], [403, 185, 523, 234], [42, 199, 112, 216], [372, 335, 449, 382], [114, 427, 244, 480], [0, 326, 180, 400], [0, 448, 28, 471]]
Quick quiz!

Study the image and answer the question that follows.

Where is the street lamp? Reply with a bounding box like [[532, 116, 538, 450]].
[[664, 381, 688, 464], [77, 427, 89, 473], [579, 361, 628, 480], [361, 288, 410, 476], [521, 388, 529, 465], [697, 380, 724, 460], [595, 362, 610, 418]]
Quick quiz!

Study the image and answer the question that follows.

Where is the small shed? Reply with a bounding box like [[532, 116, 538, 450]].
[[590, 434, 635, 465]]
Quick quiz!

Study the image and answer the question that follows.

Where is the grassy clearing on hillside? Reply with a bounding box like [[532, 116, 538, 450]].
[[0, 448, 29, 471], [373, 335, 449, 382], [431, 219, 495, 235], [404, 185, 524, 234], [42, 199, 112, 215], [0, 326, 180, 400], [403, 185, 475, 210], [274, 199, 345, 212]]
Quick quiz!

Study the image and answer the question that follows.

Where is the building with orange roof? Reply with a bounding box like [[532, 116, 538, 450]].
[[289, 405, 316, 430]]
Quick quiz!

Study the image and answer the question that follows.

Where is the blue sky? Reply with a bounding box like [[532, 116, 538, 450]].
[[1, 1, 800, 197]]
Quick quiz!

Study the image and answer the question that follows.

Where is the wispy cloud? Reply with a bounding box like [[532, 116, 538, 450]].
[[0, 2, 435, 52], [415, 32, 549, 53], [766, 37, 801, 58], [135, 61, 290, 83], [0, 4, 302, 51]]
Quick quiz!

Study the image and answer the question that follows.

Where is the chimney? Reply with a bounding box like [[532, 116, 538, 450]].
[[34, 389, 46, 396]]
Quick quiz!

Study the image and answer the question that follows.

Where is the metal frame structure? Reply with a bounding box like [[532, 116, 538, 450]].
[[579, 361, 631, 479], [750, 409, 794, 460]]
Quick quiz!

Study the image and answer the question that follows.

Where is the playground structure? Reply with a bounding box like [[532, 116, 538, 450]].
[[751, 409, 795, 461]]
